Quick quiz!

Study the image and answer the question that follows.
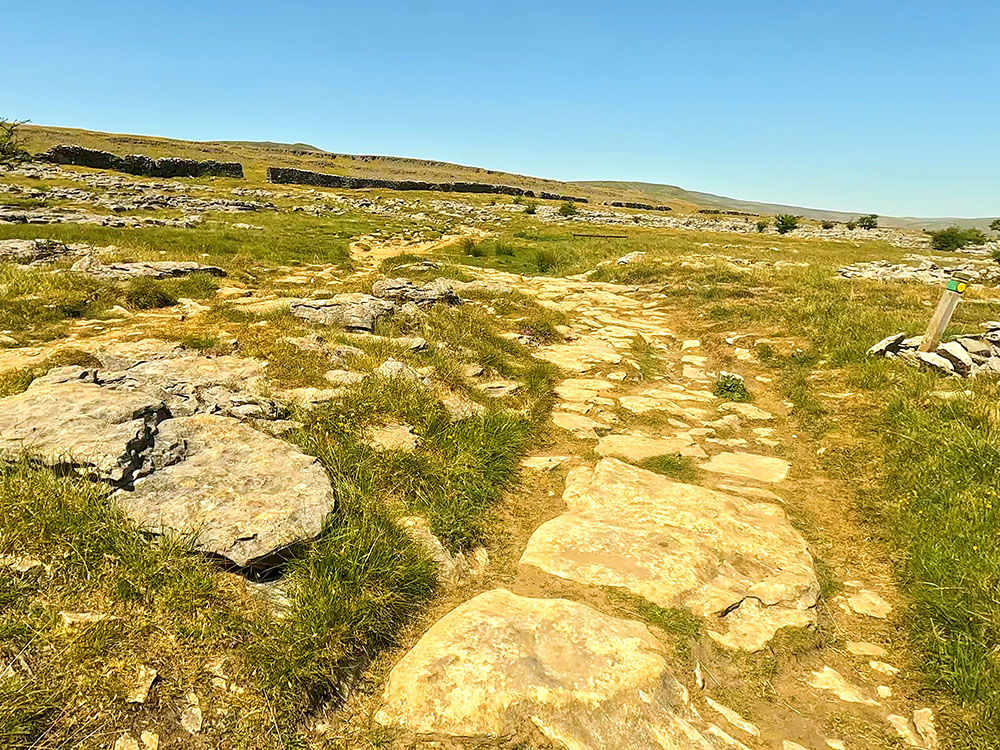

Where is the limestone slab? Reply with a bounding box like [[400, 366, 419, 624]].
[[520, 459, 818, 650], [702, 451, 790, 483], [0, 378, 164, 484], [376, 589, 722, 748], [116, 414, 334, 568], [596, 433, 707, 461]]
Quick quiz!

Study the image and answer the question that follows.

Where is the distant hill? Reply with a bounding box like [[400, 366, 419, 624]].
[[15, 124, 993, 230], [218, 140, 330, 154], [579, 180, 996, 231]]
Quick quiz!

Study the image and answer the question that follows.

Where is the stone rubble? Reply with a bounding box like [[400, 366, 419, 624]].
[[867, 324, 1000, 377]]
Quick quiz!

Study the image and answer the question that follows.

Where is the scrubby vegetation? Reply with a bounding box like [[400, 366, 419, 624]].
[[928, 225, 988, 252], [775, 214, 799, 234]]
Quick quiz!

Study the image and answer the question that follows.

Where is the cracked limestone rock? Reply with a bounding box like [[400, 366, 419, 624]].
[[371, 277, 460, 306], [376, 588, 726, 748], [115, 414, 335, 568], [290, 293, 397, 332], [0, 374, 165, 485], [519, 458, 818, 650]]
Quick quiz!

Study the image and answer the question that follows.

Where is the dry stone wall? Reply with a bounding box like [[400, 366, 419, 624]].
[[266, 166, 588, 202], [38, 145, 244, 179]]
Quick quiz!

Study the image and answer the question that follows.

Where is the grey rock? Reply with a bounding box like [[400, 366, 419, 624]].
[[116, 414, 334, 568], [372, 277, 460, 307], [937, 341, 973, 373], [70, 256, 225, 280], [0, 378, 165, 485], [867, 333, 905, 356], [916, 351, 955, 375], [290, 293, 396, 332], [98, 354, 281, 420]]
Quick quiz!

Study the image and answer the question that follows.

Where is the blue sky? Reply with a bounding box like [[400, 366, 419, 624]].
[[5, 1, 998, 217]]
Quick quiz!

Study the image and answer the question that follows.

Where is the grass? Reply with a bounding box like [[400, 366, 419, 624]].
[[0, 349, 99, 398], [608, 589, 701, 657], [638, 454, 700, 482]]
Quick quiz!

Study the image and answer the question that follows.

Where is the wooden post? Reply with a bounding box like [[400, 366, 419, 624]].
[[918, 277, 969, 352]]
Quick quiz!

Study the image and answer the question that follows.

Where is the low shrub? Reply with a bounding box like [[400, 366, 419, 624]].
[[557, 202, 578, 217], [928, 226, 988, 252], [123, 278, 178, 309], [775, 214, 800, 234]]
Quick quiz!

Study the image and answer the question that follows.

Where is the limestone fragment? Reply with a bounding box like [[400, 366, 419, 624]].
[[126, 665, 158, 704], [808, 666, 879, 706]]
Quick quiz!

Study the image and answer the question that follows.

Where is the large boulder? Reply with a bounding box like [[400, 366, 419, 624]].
[[520, 458, 818, 650], [371, 277, 460, 307], [116, 414, 335, 568], [0, 373, 165, 485], [289, 294, 396, 332], [376, 589, 724, 748]]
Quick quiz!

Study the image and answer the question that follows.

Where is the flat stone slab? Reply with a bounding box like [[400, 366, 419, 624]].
[[554, 378, 615, 402], [0, 376, 164, 485], [618, 395, 710, 420], [116, 414, 334, 568], [520, 459, 818, 650], [596, 433, 706, 461], [552, 411, 610, 439], [702, 451, 790, 483], [376, 589, 724, 748], [534, 335, 623, 372]]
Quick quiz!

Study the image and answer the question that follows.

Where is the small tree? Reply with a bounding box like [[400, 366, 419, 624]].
[[928, 225, 988, 252], [845, 219, 857, 230], [775, 214, 799, 234], [558, 201, 578, 217], [821, 220, 835, 230], [523, 200, 537, 215], [990, 218, 1000, 234], [0, 118, 29, 168], [755, 219, 769, 233], [856, 214, 879, 230]]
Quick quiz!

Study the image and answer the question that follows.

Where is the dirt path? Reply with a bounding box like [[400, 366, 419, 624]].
[[349, 228, 487, 268], [360, 267, 939, 750]]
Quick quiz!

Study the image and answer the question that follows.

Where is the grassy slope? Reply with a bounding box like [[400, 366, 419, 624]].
[[21, 124, 686, 207]]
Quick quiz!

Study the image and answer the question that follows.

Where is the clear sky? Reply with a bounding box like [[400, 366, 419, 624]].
[[4, 1, 998, 217]]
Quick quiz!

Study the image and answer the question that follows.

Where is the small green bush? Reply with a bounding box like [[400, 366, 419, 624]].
[[557, 202, 578, 217], [990, 218, 1000, 234], [713, 372, 751, 402], [755, 219, 769, 233], [821, 220, 836, 230], [775, 214, 800, 234], [856, 214, 879, 229], [124, 278, 178, 309], [846, 220, 857, 230], [511, 195, 524, 205], [928, 226, 988, 252], [523, 201, 537, 215]]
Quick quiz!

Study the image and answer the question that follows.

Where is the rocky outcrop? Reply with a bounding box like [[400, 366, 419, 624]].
[[266, 167, 589, 202], [371, 277, 460, 307], [519, 458, 818, 650], [38, 145, 244, 179], [377, 589, 726, 748], [0, 238, 94, 266], [69, 256, 226, 280], [116, 414, 334, 568], [289, 294, 397, 332]]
